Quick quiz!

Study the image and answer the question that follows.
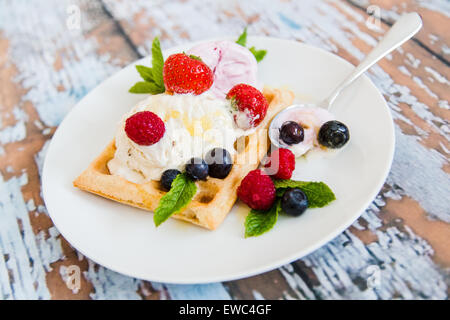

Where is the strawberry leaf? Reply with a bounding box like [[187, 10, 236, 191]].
[[188, 54, 203, 62]]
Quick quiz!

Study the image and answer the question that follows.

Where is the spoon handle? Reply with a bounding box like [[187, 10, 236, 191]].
[[322, 12, 422, 109]]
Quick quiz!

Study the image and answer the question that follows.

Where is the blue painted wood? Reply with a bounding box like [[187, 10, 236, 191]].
[[0, 174, 52, 299], [165, 283, 231, 300]]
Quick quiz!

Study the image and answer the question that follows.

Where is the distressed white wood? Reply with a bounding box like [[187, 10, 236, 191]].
[[0, 0, 150, 300], [0, 173, 58, 299], [0, 0, 232, 300], [103, 0, 450, 299]]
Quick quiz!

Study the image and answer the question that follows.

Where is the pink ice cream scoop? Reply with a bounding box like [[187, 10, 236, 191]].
[[187, 40, 259, 99]]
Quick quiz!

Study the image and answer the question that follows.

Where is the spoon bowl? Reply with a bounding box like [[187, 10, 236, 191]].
[[268, 12, 422, 148], [269, 103, 315, 149]]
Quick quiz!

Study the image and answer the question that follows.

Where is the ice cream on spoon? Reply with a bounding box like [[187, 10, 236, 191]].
[[269, 12, 422, 157]]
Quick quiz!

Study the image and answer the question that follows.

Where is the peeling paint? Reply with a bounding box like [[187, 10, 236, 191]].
[[418, 0, 450, 19], [425, 67, 449, 85], [83, 260, 142, 300], [0, 173, 60, 299], [164, 283, 231, 300]]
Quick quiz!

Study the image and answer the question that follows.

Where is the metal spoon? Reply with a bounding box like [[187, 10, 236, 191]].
[[269, 12, 422, 148]]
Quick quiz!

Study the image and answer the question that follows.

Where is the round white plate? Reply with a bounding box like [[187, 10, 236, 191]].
[[42, 37, 394, 284]]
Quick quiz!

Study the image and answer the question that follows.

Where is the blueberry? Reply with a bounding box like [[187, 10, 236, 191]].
[[279, 121, 304, 145], [281, 188, 308, 217], [160, 169, 181, 191], [185, 158, 209, 181], [318, 120, 349, 149], [205, 148, 233, 179]]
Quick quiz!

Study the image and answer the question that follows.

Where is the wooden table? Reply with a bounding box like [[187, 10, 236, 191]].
[[0, 0, 448, 300]]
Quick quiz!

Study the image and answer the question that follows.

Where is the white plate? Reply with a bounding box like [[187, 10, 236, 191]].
[[42, 37, 394, 284]]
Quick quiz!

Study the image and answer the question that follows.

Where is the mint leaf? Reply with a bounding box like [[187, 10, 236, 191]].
[[249, 47, 267, 62], [236, 27, 267, 63], [274, 180, 336, 208], [151, 37, 165, 91], [245, 199, 281, 237], [129, 37, 165, 94], [236, 27, 247, 46], [129, 81, 164, 94], [135, 65, 154, 82], [154, 173, 197, 226]]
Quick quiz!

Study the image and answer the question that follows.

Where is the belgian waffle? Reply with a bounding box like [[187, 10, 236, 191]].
[[73, 87, 294, 229]]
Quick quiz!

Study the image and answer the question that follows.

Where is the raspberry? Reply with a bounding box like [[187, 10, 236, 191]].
[[264, 148, 296, 180], [237, 169, 276, 210], [125, 111, 165, 146]]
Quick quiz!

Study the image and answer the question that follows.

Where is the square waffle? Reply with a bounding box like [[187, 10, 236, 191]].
[[73, 87, 294, 229]]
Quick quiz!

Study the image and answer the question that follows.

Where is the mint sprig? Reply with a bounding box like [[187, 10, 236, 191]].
[[244, 179, 335, 237], [135, 65, 155, 82], [154, 173, 197, 226], [249, 47, 267, 63], [236, 27, 248, 46], [273, 180, 336, 208], [129, 37, 165, 94], [245, 199, 281, 237], [151, 37, 165, 92], [236, 27, 267, 63], [129, 81, 162, 94]]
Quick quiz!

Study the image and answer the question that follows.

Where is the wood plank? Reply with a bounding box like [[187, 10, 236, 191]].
[[0, 0, 233, 301], [103, 0, 449, 299], [0, 0, 154, 299], [348, 0, 450, 63]]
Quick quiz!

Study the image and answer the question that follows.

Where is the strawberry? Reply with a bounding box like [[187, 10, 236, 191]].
[[226, 84, 268, 129], [163, 53, 213, 95]]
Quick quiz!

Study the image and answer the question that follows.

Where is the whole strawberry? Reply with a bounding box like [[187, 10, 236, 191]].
[[163, 53, 213, 95], [237, 169, 276, 211], [125, 111, 165, 146], [226, 84, 268, 129], [264, 148, 296, 180]]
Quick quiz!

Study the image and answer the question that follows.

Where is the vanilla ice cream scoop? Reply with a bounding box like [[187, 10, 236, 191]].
[[108, 93, 247, 183], [187, 40, 259, 99]]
